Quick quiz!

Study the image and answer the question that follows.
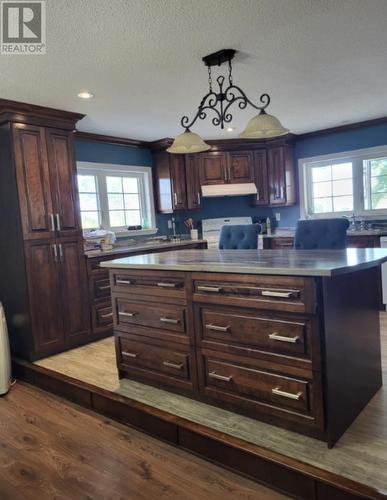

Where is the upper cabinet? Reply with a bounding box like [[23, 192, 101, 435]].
[[153, 151, 187, 213], [199, 151, 254, 185], [252, 150, 269, 206], [267, 145, 296, 206], [228, 151, 254, 184], [12, 124, 82, 239], [185, 154, 202, 210], [199, 152, 228, 185]]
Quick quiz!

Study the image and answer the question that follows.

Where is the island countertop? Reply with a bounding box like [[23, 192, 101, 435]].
[[100, 248, 387, 277]]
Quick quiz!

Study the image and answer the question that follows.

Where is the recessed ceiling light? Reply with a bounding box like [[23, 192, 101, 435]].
[[77, 91, 94, 99], [227, 127, 235, 132]]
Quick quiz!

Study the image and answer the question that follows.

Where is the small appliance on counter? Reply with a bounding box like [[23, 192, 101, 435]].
[[0, 303, 11, 396]]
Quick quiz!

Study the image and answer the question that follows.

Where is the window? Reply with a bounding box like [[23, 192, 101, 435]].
[[299, 146, 387, 219], [77, 162, 156, 234]]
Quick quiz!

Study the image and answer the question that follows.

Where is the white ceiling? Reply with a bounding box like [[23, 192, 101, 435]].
[[1, 0, 387, 140]]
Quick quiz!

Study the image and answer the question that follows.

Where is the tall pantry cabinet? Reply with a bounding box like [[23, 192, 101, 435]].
[[0, 100, 89, 360]]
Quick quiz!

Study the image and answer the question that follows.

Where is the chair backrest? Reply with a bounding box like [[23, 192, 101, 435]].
[[294, 218, 350, 250], [218, 224, 261, 250]]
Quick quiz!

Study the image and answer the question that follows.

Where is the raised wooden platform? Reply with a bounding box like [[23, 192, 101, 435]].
[[13, 314, 387, 500]]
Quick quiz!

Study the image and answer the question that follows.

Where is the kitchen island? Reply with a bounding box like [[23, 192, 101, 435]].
[[101, 248, 387, 446]]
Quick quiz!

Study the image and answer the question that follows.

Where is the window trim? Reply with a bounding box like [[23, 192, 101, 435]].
[[76, 161, 157, 235], [299, 145, 387, 220]]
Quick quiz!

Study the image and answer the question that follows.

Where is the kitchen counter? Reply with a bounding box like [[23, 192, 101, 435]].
[[262, 229, 387, 238], [85, 239, 207, 258], [100, 248, 387, 277]]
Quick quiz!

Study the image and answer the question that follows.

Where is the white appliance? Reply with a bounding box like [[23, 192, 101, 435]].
[[201, 183, 257, 198], [0, 303, 11, 395], [381, 237, 387, 310], [202, 216, 263, 249]]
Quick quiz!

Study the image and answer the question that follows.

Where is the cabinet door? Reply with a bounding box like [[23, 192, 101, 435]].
[[46, 129, 82, 237], [252, 150, 269, 205], [268, 146, 287, 205], [12, 124, 56, 240], [185, 155, 202, 209], [199, 152, 227, 185], [58, 238, 90, 344], [153, 152, 173, 213], [24, 240, 64, 355], [170, 155, 187, 210], [228, 151, 254, 184]]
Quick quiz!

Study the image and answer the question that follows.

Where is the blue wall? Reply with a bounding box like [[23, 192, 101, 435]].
[[75, 122, 387, 235]]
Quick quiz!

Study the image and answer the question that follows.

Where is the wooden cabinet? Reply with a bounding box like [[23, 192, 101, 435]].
[[153, 152, 187, 213], [185, 155, 202, 209], [268, 145, 296, 206], [199, 152, 228, 185], [199, 151, 254, 185], [252, 150, 269, 205], [228, 151, 254, 183]]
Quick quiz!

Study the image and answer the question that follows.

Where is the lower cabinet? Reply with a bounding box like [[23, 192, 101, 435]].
[[25, 237, 90, 359]]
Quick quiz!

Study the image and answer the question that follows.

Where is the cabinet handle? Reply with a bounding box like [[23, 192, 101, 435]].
[[205, 324, 230, 332], [174, 192, 178, 206], [52, 244, 58, 263], [122, 351, 138, 358], [228, 165, 231, 181], [197, 192, 201, 205], [55, 213, 61, 231], [268, 333, 299, 343], [58, 243, 63, 263], [209, 371, 233, 382], [50, 214, 56, 232], [100, 312, 113, 319], [98, 285, 111, 290], [119, 311, 137, 317], [256, 192, 260, 201], [116, 279, 132, 285], [163, 360, 184, 370], [197, 285, 222, 293], [160, 317, 180, 324], [272, 387, 303, 400], [261, 290, 296, 299], [157, 282, 177, 288], [223, 166, 227, 181], [280, 186, 284, 199]]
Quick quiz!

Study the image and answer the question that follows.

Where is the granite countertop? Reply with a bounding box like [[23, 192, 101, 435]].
[[100, 248, 387, 277], [84, 239, 206, 258], [262, 229, 387, 239]]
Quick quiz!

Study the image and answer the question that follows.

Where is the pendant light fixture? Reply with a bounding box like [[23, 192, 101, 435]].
[[167, 49, 288, 154]]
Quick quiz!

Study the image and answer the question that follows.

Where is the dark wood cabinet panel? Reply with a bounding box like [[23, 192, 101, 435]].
[[12, 124, 55, 240], [25, 240, 64, 355], [59, 238, 90, 343], [252, 150, 269, 205], [228, 151, 254, 184], [46, 129, 81, 237], [153, 152, 187, 212], [170, 155, 187, 210], [268, 145, 296, 206], [185, 154, 201, 209], [199, 152, 227, 185]]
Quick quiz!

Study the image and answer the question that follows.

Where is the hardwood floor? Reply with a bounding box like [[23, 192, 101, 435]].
[[0, 382, 287, 500], [34, 313, 387, 494]]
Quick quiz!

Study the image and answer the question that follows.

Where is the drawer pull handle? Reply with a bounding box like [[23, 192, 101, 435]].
[[268, 333, 299, 344], [100, 312, 113, 319], [209, 371, 233, 382], [272, 387, 303, 400], [205, 324, 230, 333], [119, 311, 137, 317], [261, 290, 296, 299], [160, 317, 180, 324], [116, 279, 132, 285], [122, 351, 138, 358], [197, 286, 222, 293], [163, 360, 184, 370], [157, 282, 177, 288], [98, 285, 111, 290]]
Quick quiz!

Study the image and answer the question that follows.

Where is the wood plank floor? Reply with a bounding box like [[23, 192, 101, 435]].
[[0, 382, 288, 500], [35, 313, 387, 495]]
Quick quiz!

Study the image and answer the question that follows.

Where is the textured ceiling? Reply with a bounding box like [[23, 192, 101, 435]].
[[1, 0, 387, 140]]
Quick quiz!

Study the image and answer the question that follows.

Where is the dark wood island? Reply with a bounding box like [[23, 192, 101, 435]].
[[101, 248, 387, 447]]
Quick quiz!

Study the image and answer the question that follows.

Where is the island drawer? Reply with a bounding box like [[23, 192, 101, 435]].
[[111, 270, 186, 301], [197, 350, 323, 425], [117, 336, 195, 391], [92, 303, 113, 332], [114, 298, 187, 336], [192, 273, 316, 314], [195, 306, 312, 359], [90, 274, 111, 302]]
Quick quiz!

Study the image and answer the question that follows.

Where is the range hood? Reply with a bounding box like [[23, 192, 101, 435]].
[[201, 182, 257, 198]]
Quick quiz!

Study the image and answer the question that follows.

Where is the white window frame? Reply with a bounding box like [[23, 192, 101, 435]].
[[299, 145, 387, 220], [77, 161, 157, 236]]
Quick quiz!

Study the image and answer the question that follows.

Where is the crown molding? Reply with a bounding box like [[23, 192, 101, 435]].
[[297, 116, 387, 140], [75, 130, 149, 148]]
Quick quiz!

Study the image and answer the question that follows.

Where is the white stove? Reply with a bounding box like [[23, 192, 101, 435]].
[[202, 216, 262, 249]]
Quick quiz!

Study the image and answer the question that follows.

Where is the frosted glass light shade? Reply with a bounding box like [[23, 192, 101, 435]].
[[167, 130, 210, 154], [240, 111, 288, 139]]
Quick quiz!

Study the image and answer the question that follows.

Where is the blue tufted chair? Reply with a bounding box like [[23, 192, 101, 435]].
[[218, 224, 261, 250], [294, 218, 350, 250]]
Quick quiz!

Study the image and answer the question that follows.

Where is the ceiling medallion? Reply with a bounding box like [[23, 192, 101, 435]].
[[167, 49, 288, 154]]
